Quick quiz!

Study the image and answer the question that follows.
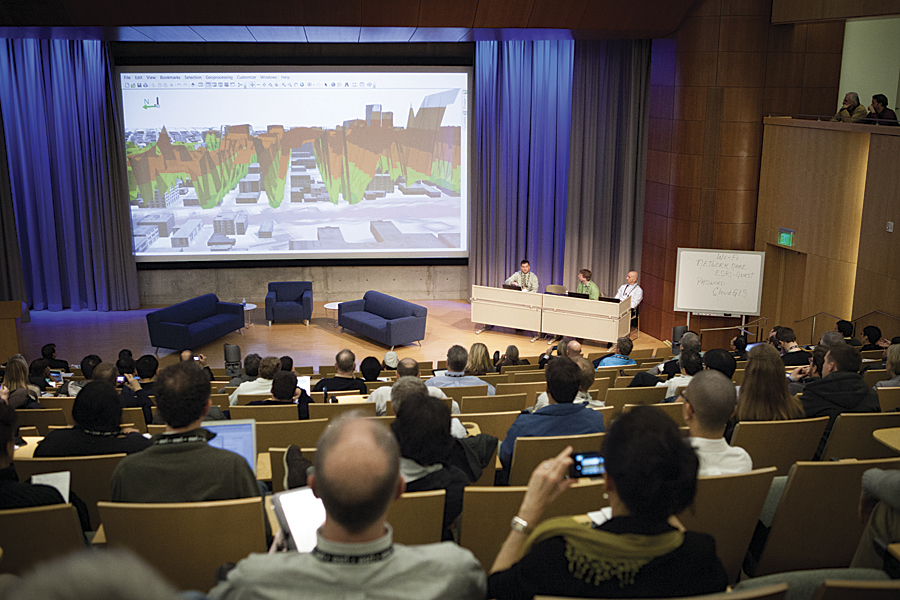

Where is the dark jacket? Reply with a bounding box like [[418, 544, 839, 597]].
[[33, 427, 152, 457], [802, 371, 880, 459]]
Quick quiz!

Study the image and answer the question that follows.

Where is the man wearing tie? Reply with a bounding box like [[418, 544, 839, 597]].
[[505, 259, 539, 293], [614, 270, 643, 328]]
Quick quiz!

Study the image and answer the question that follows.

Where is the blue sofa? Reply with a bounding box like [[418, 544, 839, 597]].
[[146, 293, 244, 352], [265, 281, 312, 326], [338, 291, 427, 348]]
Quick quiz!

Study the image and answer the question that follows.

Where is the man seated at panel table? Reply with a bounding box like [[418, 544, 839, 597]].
[[575, 268, 600, 301], [505, 259, 539, 293], [209, 412, 486, 600], [426, 345, 495, 396], [110, 361, 260, 503], [498, 357, 605, 484]]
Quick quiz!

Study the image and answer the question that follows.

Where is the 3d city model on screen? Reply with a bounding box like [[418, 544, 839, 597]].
[[119, 69, 470, 262]]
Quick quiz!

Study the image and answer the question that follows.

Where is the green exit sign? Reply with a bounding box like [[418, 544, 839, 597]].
[[778, 228, 794, 247]]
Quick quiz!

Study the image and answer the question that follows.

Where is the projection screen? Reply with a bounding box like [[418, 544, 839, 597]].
[[118, 67, 471, 262]]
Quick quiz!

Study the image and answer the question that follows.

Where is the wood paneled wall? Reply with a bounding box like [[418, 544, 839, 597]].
[[641, 0, 845, 348], [773, 0, 900, 24]]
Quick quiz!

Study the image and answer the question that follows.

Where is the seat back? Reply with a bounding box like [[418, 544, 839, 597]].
[[604, 387, 667, 415], [120, 407, 147, 433], [438, 385, 489, 405], [587, 378, 611, 402], [629, 348, 654, 360], [35, 397, 76, 425], [98, 497, 267, 591], [256, 419, 329, 452], [460, 479, 607, 571], [545, 284, 567, 295], [622, 402, 685, 426], [755, 457, 900, 576], [14, 408, 68, 435], [268, 281, 311, 300], [230, 404, 298, 422], [365, 380, 392, 393], [0, 504, 85, 575], [864, 369, 891, 387], [385, 490, 446, 545], [457, 411, 521, 440], [14, 454, 126, 530], [731, 417, 830, 475], [819, 412, 900, 460], [509, 433, 606, 486], [495, 382, 546, 406], [811, 578, 900, 600], [460, 393, 529, 414], [478, 373, 509, 387], [236, 394, 270, 405], [509, 371, 546, 383], [677, 467, 778, 583], [499, 364, 539, 374], [877, 386, 900, 412], [209, 393, 231, 411], [534, 584, 789, 600], [308, 402, 376, 421]]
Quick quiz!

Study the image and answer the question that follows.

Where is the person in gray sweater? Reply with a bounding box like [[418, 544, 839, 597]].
[[851, 468, 900, 569]]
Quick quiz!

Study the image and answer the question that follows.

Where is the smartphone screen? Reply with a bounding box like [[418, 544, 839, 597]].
[[273, 487, 326, 552], [570, 451, 605, 478]]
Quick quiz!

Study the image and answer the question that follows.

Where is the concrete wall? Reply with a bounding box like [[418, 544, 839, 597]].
[[138, 265, 469, 307]]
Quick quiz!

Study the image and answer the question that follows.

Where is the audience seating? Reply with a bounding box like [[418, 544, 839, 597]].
[[733, 369, 746, 385], [509, 432, 605, 486], [308, 402, 376, 420], [147, 424, 166, 435], [509, 370, 545, 383], [459, 479, 607, 571], [811, 578, 900, 599], [470, 443, 498, 487], [614, 375, 635, 387], [365, 380, 392, 393], [495, 382, 545, 406], [734, 568, 891, 600], [14, 453, 126, 530], [604, 387, 667, 415], [209, 393, 230, 411], [256, 419, 329, 452], [861, 349, 887, 360], [818, 412, 900, 460], [676, 467, 778, 584], [499, 364, 537, 373], [457, 411, 521, 441], [366, 415, 395, 427], [478, 373, 508, 387], [145, 293, 244, 352], [120, 407, 147, 433], [459, 393, 528, 414], [752, 456, 900, 576], [236, 394, 271, 405], [98, 497, 267, 591], [14, 408, 67, 435], [229, 404, 299, 422], [16, 426, 38, 437], [0, 504, 85, 575], [385, 490, 446, 545], [434, 385, 487, 406], [623, 402, 685, 426], [730, 417, 829, 476], [629, 348, 654, 360], [265, 281, 313, 326], [588, 378, 611, 401], [535, 583, 789, 600], [36, 397, 76, 425], [876, 386, 900, 412], [864, 369, 891, 388]]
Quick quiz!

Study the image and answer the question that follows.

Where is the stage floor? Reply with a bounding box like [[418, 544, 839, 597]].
[[19, 300, 665, 371]]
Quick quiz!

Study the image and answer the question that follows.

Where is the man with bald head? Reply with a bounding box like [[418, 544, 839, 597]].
[[210, 413, 485, 600], [614, 270, 643, 330], [683, 370, 752, 477]]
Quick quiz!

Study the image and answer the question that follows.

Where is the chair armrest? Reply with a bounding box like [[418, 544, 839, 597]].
[[148, 321, 189, 350], [217, 301, 243, 316], [339, 299, 366, 316], [301, 290, 313, 319], [265, 291, 277, 320]]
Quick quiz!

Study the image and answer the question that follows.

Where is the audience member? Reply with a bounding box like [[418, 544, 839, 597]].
[[34, 381, 151, 457], [228, 353, 261, 387], [861, 326, 889, 351], [649, 331, 700, 380], [836, 319, 862, 346], [392, 391, 468, 541], [279, 355, 295, 375], [115, 354, 136, 377], [567, 340, 582, 358], [246, 370, 313, 420], [730, 335, 748, 361], [465, 342, 493, 376], [495, 345, 529, 372], [862, 93, 899, 126], [776, 327, 811, 366], [498, 357, 605, 480], [595, 336, 635, 367], [818, 330, 846, 349], [359, 356, 382, 382], [382, 350, 400, 370], [210, 413, 485, 600], [534, 356, 599, 411], [702, 348, 737, 380], [3, 358, 41, 409], [786, 345, 827, 395], [736, 344, 805, 428], [427, 345, 496, 395], [41, 343, 70, 371], [831, 91, 867, 123], [487, 406, 727, 599], [111, 361, 260, 502], [313, 349, 367, 395], [90, 363, 119, 388], [119, 354, 158, 425], [61, 354, 101, 397], [874, 344, 900, 389], [180, 350, 215, 380], [656, 350, 702, 398], [850, 468, 900, 569], [28, 358, 51, 392], [0, 403, 66, 509], [683, 370, 752, 476], [230, 356, 282, 405], [802, 344, 879, 459]]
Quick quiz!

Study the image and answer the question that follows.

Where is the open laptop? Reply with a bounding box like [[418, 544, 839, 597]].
[[202, 419, 257, 476], [567, 291, 589, 299], [502, 283, 522, 290]]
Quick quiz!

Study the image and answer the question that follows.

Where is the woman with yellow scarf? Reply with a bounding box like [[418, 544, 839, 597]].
[[488, 406, 728, 599]]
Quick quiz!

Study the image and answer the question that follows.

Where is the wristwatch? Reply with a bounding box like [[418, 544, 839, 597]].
[[510, 515, 532, 534]]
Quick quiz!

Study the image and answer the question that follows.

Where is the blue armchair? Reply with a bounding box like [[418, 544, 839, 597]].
[[265, 282, 313, 326]]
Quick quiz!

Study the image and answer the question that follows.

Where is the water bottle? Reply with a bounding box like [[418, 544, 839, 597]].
[[242, 298, 246, 307]]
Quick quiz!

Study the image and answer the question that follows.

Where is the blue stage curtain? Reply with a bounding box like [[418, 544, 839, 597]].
[[470, 40, 574, 293], [0, 39, 139, 312]]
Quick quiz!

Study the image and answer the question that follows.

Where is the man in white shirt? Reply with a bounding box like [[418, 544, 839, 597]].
[[505, 259, 539, 293], [682, 370, 752, 477], [614, 270, 643, 329], [229, 356, 281, 405], [656, 350, 703, 398]]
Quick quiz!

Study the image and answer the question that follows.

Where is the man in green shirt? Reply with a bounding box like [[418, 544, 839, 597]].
[[576, 269, 600, 301]]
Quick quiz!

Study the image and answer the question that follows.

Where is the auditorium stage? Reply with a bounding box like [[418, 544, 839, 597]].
[[18, 300, 665, 370]]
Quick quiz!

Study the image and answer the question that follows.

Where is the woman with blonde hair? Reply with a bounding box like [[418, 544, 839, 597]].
[[874, 344, 900, 388], [736, 343, 804, 422], [465, 342, 493, 376], [2, 358, 41, 409]]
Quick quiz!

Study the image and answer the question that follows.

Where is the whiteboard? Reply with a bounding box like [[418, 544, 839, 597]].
[[674, 249, 765, 316]]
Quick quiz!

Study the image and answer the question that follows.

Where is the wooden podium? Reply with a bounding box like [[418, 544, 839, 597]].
[[0, 301, 25, 360], [471, 285, 543, 331]]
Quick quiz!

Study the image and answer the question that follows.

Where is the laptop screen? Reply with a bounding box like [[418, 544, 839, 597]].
[[203, 419, 257, 475]]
